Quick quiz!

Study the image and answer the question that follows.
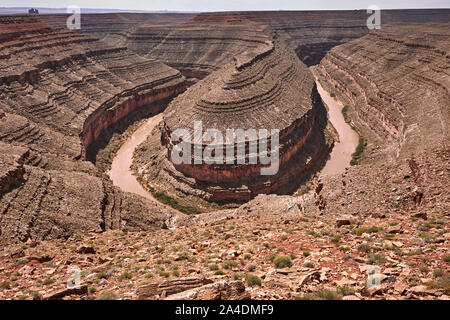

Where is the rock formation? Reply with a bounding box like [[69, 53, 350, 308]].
[[0, 16, 185, 243], [316, 23, 449, 158], [185, 10, 450, 66], [133, 35, 333, 208], [103, 23, 272, 84], [38, 12, 196, 39], [102, 9, 450, 81]]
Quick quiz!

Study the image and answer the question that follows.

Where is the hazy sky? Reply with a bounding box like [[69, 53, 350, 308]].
[[2, 0, 449, 11]]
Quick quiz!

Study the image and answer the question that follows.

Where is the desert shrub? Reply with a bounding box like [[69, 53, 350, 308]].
[[208, 264, 219, 271], [245, 274, 261, 286], [273, 255, 292, 268], [118, 272, 133, 281], [367, 253, 385, 265], [97, 291, 116, 300], [222, 260, 238, 270], [357, 244, 372, 253], [350, 137, 365, 166], [433, 268, 445, 278], [296, 289, 342, 300]]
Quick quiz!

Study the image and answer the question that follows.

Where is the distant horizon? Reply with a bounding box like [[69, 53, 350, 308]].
[[1, 6, 450, 14], [1, 0, 449, 13]]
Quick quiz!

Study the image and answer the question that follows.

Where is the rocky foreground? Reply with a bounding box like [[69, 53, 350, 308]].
[[0, 147, 447, 300]]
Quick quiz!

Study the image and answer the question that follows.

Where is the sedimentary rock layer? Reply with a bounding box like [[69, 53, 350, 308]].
[[38, 12, 196, 39], [134, 36, 332, 205], [103, 23, 272, 82], [0, 16, 184, 243], [316, 23, 449, 157], [186, 10, 450, 66], [0, 15, 185, 160]]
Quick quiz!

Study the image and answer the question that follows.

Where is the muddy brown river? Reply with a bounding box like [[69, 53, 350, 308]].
[[109, 114, 163, 201], [109, 82, 358, 206], [315, 80, 359, 176]]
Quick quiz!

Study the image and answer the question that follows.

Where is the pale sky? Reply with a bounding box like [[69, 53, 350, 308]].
[[1, 0, 449, 12]]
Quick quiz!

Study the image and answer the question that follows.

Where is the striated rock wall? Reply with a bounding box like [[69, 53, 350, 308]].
[[316, 23, 449, 158], [133, 36, 334, 207], [38, 12, 197, 39], [103, 23, 271, 81], [0, 16, 185, 243], [186, 10, 450, 66], [0, 15, 186, 160]]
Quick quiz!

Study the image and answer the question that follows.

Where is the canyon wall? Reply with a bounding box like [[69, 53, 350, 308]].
[[0, 16, 184, 243], [133, 36, 333, 208], [100, 9, 450, 76], [38, 12, 196, 39], [316, 23, 449, 158], [185, 10, 450, 66], [103, 23, 272, 82]]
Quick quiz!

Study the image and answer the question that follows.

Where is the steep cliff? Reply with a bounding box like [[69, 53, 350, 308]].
[[133, 36, 333, 209], [0, 16, 185, 243], [316, 23, 449, 159]]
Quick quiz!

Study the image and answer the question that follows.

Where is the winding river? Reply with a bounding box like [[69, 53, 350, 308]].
[[315, 80, 359, 177], [108, 81, 359, 207], [109, 113, 163, 201]]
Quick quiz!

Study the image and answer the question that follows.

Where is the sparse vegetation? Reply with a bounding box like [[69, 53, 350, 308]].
[[296, 289, 342, 300], [245, 274, 261, 286], [118, 272, 133, 281], [273, 255, 292, 268], [367, 253, 386, 265], [97, 291, 117, 300], [208, 264, 219, 271], [149, 188, 200, 214], [350, 136, 365, 166]]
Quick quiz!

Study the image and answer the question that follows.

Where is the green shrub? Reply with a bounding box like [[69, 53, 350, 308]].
[[296, 289, 342, 300], [232, 273, 243, 280], [337, 286, 355, 296], [357, 244, 372, 253], [118, 272, 133, 281], [222, 260, 238, 270], [151, 190, 200, 214], [208, 264, 219, 271], [302, 250, 310, 257], [245, 274, 261, 286], [97, 291, 116, 300], [350, 137, 365, 166], [433, 268, 445, 278], [367, 253, 385, 265], [273, 255, 292, 268], [214, 270, 225, 276]]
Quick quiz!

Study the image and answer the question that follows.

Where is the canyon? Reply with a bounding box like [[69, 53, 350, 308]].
[[0, 9, 448, 300]]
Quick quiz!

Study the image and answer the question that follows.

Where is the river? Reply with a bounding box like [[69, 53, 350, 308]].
[[315, 80, 359, 176], [108, 81, 358, 207]]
